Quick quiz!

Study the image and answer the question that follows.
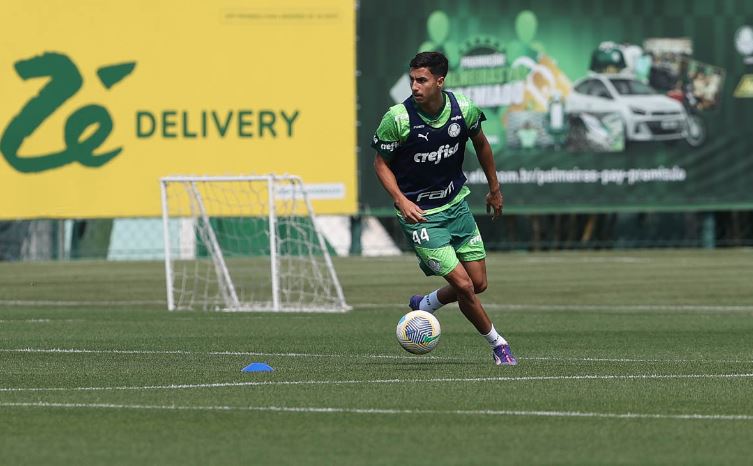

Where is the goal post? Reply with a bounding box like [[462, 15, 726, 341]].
[[160, 174, 350, 312]]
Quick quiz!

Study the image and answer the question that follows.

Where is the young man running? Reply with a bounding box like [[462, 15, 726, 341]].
[[371, 51, 516, 365]]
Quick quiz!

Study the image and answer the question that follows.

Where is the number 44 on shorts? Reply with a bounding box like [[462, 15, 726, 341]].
[[412, 228, 430, 244]]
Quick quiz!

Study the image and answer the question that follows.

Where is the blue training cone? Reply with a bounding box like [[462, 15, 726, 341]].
[[242, 362, 274, 372]]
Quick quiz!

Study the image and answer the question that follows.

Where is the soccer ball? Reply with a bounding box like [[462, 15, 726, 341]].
[[395, 310, 441, 354]]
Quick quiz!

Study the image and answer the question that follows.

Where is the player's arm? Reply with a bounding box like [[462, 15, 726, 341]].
[[372, 107, 426, 223], [373, 153, 426, 223], [470, 128, 503, 220]]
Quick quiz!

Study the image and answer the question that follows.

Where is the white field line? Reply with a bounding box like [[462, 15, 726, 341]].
[[0, 347, 407, 359], [525, 356, 753, 363], [0, 300, 164, 307], [0, 319, 80, 324], [2, 348, 753, 364], [1, 401, 752, 422], [2, 300, 753, 313], [2, 373, 753, 393], [519, 256, 649, 263]]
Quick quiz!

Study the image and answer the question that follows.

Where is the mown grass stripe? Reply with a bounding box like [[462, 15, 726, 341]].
[[2, 373, 753, 392], [3, 300, 753, 313], [1, 402, 752, 422], [3, 348, 753, 364]]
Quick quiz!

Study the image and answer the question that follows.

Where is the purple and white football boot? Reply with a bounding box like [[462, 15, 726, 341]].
[[492, 344, 518, 366]]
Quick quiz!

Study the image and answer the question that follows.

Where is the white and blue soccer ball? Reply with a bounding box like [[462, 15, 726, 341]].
[[396, 310, 441, 354]]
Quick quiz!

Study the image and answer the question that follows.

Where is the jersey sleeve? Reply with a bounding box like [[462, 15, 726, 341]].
[[371, 108, 403, 161], [455, 93, 487, 136]]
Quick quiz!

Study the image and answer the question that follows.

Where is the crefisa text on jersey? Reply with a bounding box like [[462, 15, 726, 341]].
[[413, 142, 460, 164]]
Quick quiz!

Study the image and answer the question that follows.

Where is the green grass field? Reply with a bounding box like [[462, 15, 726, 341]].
[[1, 249, 753, 465]]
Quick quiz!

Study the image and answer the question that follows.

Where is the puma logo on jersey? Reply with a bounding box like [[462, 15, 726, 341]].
[[413, 142, 460, 164], [417, 132, 429, 141]]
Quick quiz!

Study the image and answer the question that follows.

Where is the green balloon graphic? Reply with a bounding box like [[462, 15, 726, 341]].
[[515, 10, 537, 44], [427, 11, 450, 44], [443, 41, 461, 68]]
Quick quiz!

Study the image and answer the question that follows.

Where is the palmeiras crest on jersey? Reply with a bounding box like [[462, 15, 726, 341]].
[[427, 259, 442, 273], [448, 122, 461, 137]]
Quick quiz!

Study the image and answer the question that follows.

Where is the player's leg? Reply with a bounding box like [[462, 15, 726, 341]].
[[398, 205, 456, 312], [405, 252, 486, 322], [442, 262, 491, 333], [407, 243, 457, 312], [441, 262, 516, 365], [404, 200, 516, 365], [427, 259, 487, 306], [410, 200, 487, 312]]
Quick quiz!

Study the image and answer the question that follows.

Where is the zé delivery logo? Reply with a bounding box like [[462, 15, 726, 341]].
[[1, 52, 135, 173]]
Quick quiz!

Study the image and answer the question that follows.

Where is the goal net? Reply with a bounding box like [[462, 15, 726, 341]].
[[160, 175, 349, 312]]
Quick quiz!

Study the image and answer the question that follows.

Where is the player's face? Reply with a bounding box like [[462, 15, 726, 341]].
[[409, 67, 444, 105]]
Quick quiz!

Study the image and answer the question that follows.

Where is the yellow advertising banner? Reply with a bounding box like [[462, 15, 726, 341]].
[[0, 0, 356, 218]]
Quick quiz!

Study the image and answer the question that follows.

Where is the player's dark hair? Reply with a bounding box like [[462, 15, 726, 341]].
[[409, 52, 448, 78]]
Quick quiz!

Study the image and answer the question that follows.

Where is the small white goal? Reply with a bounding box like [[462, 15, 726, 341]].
[[160, 175, 350, 312]]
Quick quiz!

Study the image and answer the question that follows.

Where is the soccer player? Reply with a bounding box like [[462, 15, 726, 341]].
[[371, 51, 516, 366]]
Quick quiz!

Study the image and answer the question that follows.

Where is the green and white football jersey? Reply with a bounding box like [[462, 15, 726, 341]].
[[371, 91, 485, 161]]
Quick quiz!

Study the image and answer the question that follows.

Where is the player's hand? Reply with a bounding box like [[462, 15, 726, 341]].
[[397, 198, 426, 224], [486, 189, 503, 220]]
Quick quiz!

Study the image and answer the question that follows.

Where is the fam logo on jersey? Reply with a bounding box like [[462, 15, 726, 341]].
[[448, 122, 461, 137], [416, 180, 455, 201], [1, 52, 135, 173]]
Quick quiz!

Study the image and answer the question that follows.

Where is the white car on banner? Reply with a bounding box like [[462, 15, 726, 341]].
[[566, 73, 688, 142]]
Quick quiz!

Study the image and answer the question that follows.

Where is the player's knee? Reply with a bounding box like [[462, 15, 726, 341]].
[[473, 279, 488, 294], [453, 278, 476, 298]]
